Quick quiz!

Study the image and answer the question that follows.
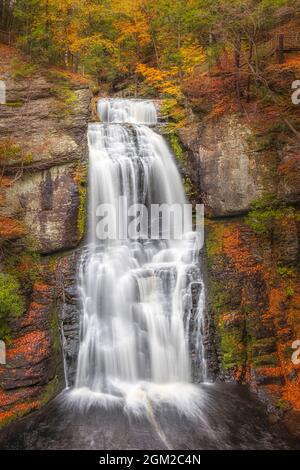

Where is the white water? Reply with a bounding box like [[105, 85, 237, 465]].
[[71, 99, 207, 415], [98, 98, 157, 125]]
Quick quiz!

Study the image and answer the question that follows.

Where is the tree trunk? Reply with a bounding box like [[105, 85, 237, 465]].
[[246, 42, 253, 103], [277, 34, 284, 64], [234, 37, 242, 110]]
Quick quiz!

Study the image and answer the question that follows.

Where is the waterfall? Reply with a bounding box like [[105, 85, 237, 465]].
[[70, 99, 207, 414], [98, 98, 158, 125]]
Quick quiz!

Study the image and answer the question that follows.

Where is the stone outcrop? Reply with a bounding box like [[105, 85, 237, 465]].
[[56, 251, 81, 387], [2, 165, 82, 254], [179, 115, 299, 217], [0, 45, 90, 426], [0, 45, 90, 253]]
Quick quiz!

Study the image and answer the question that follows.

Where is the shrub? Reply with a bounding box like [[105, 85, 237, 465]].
[[11, 58, 37, 80], [4, 251, 41, 289], [50, 85, 78, 117], [161, 98, 186, 129], [47, 70, 78, 117], [169, 133, 183, 161], [245, 196, 296, 235], [277, 266, 297, 278], [74, 164, 87, 239], [0, 138, 22, 163], [0, 273, 25, 340], [0, 138, 32, 166]]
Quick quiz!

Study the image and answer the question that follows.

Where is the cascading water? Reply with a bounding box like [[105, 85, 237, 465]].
[[0, 82, 295, 450], [1, 98, 294, 450], [70, 98, 207, 414]]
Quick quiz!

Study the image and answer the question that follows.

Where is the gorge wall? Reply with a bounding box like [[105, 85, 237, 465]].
[[1, 43, 299, 439], [178, 114, 300, 437], [0, 45, 90, 426]]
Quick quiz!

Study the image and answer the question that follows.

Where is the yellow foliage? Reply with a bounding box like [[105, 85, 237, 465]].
[[136, 64, 166, 83], [136, 64, 181, 98], [71, 35, 115, 55], [179, 42, 206, 74], [113, 0, 152, 46]]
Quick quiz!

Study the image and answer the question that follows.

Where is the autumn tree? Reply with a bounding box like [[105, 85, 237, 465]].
[[0, 0, 15, 31]]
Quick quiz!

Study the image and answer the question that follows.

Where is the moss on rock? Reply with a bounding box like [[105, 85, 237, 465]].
[[0, 273, 25, 341]]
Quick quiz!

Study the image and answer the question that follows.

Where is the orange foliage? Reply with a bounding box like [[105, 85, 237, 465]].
[[283, 379, 300, 410], [73, 163, 85, 185], [268, 287, 284, 314], [256, 366, 282, 378], [268, 57, 300, 75], [34, 282, 49, 292], [0, 387, 42, 408], [0, 177, 13, 188], [267, 285, 300, 409], [6, 331, 49, 362], [0, 400, 40, 426], [0, 44, 16, 75], [48, 66, 90, 86], [222, 225, 261, 274], [18, 303, 44, 331], [0, 216, 25, 240], [212, 219, 300, 411]]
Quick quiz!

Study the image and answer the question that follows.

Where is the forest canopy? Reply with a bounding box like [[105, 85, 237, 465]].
[[1, 0, 300, 138]]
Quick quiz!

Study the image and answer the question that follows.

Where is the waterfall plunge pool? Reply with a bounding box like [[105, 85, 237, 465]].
[[0, 384, 296, 450]]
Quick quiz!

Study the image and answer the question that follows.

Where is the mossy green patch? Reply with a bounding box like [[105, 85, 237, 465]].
[[74, 164, 88, 240], [4, 250, 42, 290], [205, 222, 224, 259], [78, 185, 87, 240], [276, 398, 290, 410], [0, 138, 34, 165], [47, 70, 79, 118], [245, 195, 298, 236], [285, 285, 295, 299], [277, 266, 297, 279], [210, 280, 230, 313], [0, 273, 25, 341], [219, 323, 247, 370], [209, 274, 246, 371], [161, 98, 186, 128], [169, 133, 184, 161], [0, 139, 22, 162], [40, 376, 60, 406], [2, 101, 23, 108], [51, 86, 78, 118]]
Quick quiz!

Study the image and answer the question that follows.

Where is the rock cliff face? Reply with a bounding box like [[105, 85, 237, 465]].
[[179, 114, 300, 437], [0, 45, 90, 426], [178, 115, 299, 216]]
